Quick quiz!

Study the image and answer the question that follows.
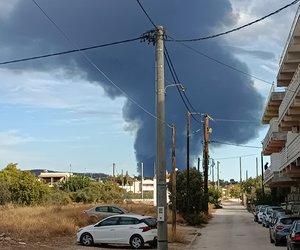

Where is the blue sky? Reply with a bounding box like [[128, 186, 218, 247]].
[[0, 0, 298, 180]]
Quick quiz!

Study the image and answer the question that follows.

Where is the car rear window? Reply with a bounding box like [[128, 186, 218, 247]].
[[281, 218, 300, 225], [142, 218, 157, 227]]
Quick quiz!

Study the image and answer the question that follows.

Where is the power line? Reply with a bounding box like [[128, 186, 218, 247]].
[[0, 37, 142, 66], [136, 0, 203, 122], [136, 0, 157, 29], [214, 118, 261, 123], [211, 140, 262, 149], [215, 153, 259, 160], [31, 0, 172, 129], [167, 0, 300, 42], [167, 39, 273, 85], [164, 46, 203, 124]]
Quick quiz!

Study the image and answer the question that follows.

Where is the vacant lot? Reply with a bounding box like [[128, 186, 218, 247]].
[[0, 203, 197, 249]]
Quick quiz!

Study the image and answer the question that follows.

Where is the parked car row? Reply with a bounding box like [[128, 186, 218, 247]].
[[77, 205, 157, 249], [253, 204, 300, 249]]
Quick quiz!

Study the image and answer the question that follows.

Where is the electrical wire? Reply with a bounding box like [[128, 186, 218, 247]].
[[167, 0, 300, 42], [211, 140, 262, 149], [213, 118, 261, 123], [0, 37, 143, 66], [167, 38, 273, 85], [31, 0, 172, 129], [136, 0, 157, 29], [164, 47, 203, 124], [215, 153, 259, 160]]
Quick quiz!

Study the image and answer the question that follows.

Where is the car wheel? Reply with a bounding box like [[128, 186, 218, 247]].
[[80, 233, 94, 246], [130, 234, 144, 249]]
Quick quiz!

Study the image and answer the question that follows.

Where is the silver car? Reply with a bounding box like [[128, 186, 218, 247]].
[[83, 205, 128, 218], [269, 215, 300, 246]]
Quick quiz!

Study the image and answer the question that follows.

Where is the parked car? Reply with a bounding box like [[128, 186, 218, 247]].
[[83, 205, 128, 218], [254, 205, 263, 222], [258, 205, 268, 224], [262, 206, 284, 228], [270, 215, 300, 246], [77, 214, 157, 249], [287, 219, 300, 250]]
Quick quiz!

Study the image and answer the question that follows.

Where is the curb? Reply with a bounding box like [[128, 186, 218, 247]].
[[185, 229, 201, 249]]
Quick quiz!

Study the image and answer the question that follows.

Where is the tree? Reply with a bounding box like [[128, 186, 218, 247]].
[[0, 163, 50, 205], [168, 168, 204, 218], [208, 186, 222, 208], [61, 175, 91, 192]]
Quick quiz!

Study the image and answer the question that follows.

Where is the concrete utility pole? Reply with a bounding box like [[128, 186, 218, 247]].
[[256, 157, 258, 179], [186, 111, 191, 212], [246, 170, 248, 181], [113, 162, 115, 183], [212, 159, 215, 187], [171, 124, 176, 236], [141, 162, 144, 200], [239, 157, 242, 183], [203, 114, 210, 214], [261, 151, 265, 195], [217, 161, 220, 189], [155, 26, 168, 250]]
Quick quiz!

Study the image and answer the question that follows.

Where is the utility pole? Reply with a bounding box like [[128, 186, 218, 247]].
[[197, 157, 200, 172], [203, 114, 210, 214], [261, 151, 265, 195], [217, 161, 220, 189], [239, 157, 242, 183], [212, 159, 215, 187], [113, 162, 115, 183], [171, 124, 176, 236], [154, 26, 168, 250], [141, 162, 144, 200], [186, 111, 190, 212], [246, 170, 248, 181], [256, 157, 258, 179]]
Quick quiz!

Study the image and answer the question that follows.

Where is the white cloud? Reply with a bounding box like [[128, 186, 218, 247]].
[[0, 130, 32, 146]]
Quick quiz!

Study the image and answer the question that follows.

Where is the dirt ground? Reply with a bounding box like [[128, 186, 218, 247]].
[[0, 225, 200, 250]]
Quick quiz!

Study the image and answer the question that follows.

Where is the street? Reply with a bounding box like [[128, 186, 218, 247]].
[[189, 199, 282, 250]]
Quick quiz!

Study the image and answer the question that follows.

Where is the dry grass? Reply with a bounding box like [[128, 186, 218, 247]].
[[0, 202, 205, 244]]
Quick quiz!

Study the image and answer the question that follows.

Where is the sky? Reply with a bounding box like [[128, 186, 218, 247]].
[[0, 0, 298, 181]]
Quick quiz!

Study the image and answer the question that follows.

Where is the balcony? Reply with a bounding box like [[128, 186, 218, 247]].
[[279, 133, 300, 180], [278, 5, 300, 87], [278, 64, 300, 132], [262, 87, 285, 124], [264, 153, 295, 187], [263, 118, 287, 155]]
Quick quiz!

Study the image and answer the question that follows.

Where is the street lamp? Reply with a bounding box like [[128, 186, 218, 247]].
[[164, 83, 185, 93]]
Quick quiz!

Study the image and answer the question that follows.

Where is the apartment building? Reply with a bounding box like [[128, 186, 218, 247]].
[[262, 6, 300, 201]]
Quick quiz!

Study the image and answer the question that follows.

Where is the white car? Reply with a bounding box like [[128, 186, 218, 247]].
[[77, 214, 157, 249], [83, 205, 128, 218]]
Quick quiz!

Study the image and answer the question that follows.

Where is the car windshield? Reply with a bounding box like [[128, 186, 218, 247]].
[[281, 218, 299, 225]]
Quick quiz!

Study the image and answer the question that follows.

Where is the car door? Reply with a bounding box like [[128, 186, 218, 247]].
[[91, 216, 120, 243], [114, 217, 140, 244]]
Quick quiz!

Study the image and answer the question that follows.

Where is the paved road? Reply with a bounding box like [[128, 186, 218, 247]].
[[189, 199, 284, 250]]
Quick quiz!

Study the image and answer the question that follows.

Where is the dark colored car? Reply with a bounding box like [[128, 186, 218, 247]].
[[287, 220, 300, 250], [270, 215, 300, 246]]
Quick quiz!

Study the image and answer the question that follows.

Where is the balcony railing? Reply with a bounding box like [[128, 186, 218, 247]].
[[278, 64, 300, 122], [263, 118, 279, 149], [279, 133, 300, 171], [279, 4, 300, 68]]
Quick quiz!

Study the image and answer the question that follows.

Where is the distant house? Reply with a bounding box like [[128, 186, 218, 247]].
[[38, 172, 73, 187]]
